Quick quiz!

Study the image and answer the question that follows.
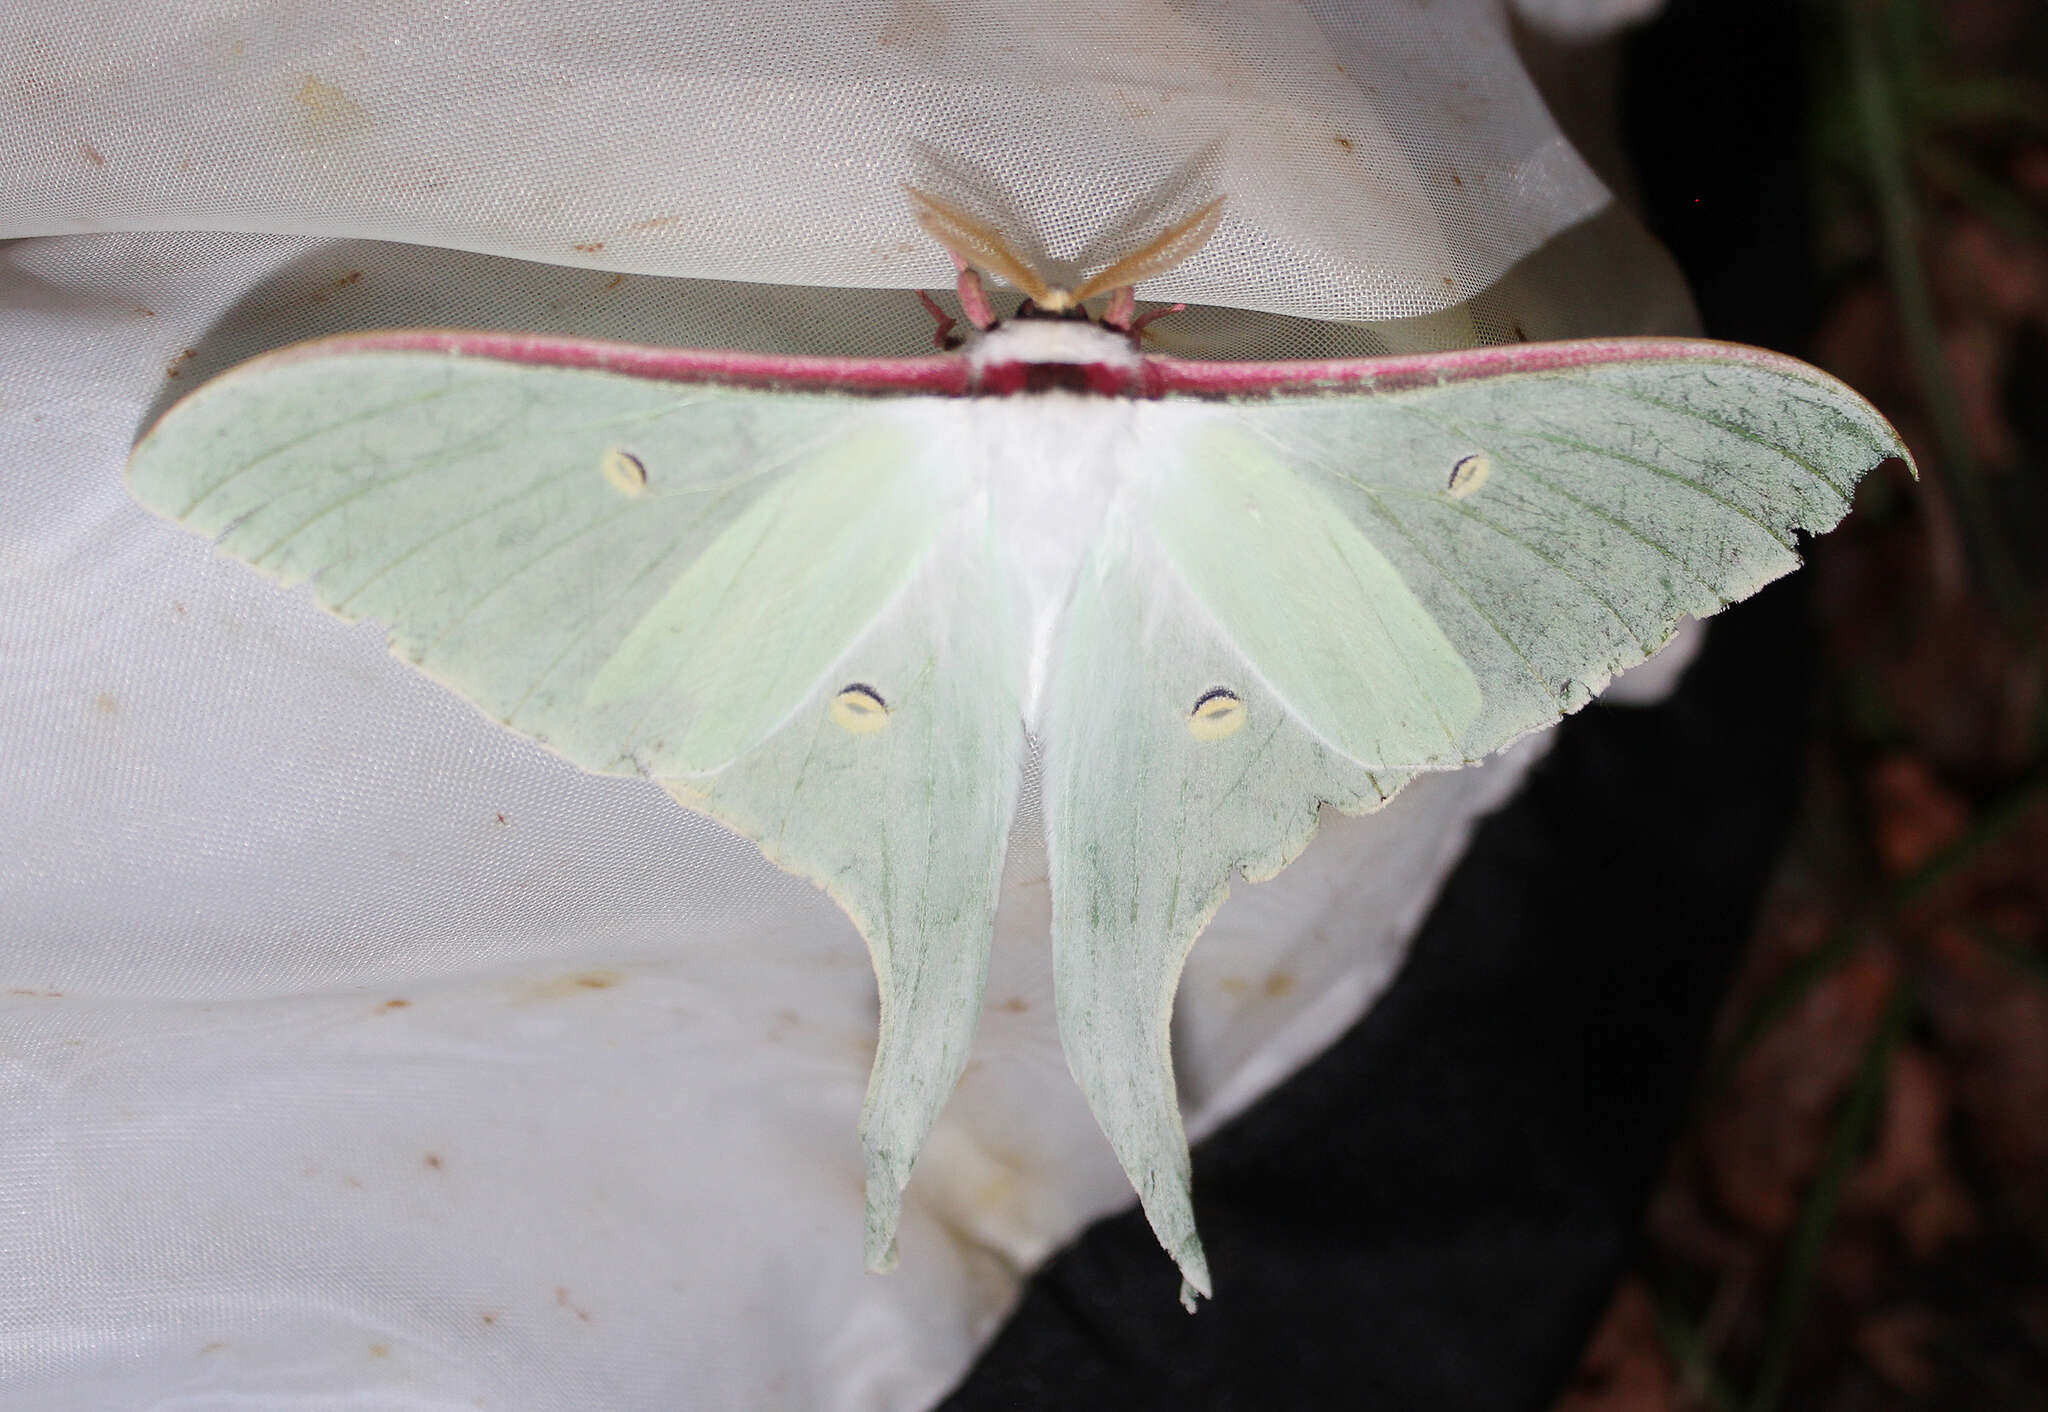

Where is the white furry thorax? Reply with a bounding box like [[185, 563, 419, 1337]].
[[965, 319, 1140, 372]]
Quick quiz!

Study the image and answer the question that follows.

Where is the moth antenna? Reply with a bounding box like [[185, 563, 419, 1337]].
[[1068, 197, 1224, 305], [903, 186, 1053, 307]]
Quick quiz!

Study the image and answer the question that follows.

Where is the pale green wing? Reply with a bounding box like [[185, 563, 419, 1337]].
[[1141, 421, 1485, 767], [127, 345, 1025, 1267], [1041, 519, 1402, 1302], [668, 538, 1026, 1271], [1189, 347, 1910, 766], [127, 349, 940, 775], [1044, 345, 1908, 1299]]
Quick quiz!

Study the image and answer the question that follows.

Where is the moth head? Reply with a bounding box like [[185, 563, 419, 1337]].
[[904, 186, 1223, 327]]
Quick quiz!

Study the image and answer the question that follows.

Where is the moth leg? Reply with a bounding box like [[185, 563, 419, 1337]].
[[915, 289, 961, 350], [1101, 286, 1137, 331], [1128, 302, 1187, 338], [951, 254, 998, 331]]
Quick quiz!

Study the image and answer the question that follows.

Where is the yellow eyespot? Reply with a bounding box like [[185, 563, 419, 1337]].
[[1447, 452, 1489, 499], [601, 447, 648, 497], [829, 683, 890, 735], [1188, 688, 1246, 741]]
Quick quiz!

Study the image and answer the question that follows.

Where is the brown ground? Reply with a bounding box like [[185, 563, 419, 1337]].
[[1555, 2, 2048, 1408]]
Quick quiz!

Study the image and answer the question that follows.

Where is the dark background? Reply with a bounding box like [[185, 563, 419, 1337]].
[[943, 0, 2048, 1407]]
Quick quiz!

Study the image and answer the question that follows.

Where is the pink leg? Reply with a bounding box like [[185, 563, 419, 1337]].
[[915, 290, 958, 350], [951, 255, 997, 330], [1102, 287, 1136, 331], [1129, 302, 1186, 337]]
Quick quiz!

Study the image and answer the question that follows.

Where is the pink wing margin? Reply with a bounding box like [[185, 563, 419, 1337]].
[[253, 328, 975, 396], [1136, 335, 1857, 398], [245, 328, 1868, 404]]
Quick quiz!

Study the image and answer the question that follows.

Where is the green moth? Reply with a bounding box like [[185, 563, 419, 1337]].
[[126, 191, 1911, 1305]]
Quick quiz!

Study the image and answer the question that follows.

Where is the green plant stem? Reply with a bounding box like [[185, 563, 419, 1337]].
[[1914, 73, 2048, 129], [1744, 981, 1912, 1412], [1914, 139, 2046, 245], [1845, 0, 2028, 623], [1656, 1294, 1744, 1412], [1710, 928, 1863, 1087], [1894, 766, 2048, 906], [1963, 920, 2048, 985]]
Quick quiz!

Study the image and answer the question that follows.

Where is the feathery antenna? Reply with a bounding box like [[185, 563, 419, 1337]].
[[907, 188, 1225, 316], [904, 187, 1053, 307]]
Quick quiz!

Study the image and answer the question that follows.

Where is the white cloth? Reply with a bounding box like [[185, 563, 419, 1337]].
[[1, 1, 1691, 1406]]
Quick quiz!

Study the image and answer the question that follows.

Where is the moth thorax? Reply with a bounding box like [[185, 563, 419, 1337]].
[[967, 320, 1142, 396]]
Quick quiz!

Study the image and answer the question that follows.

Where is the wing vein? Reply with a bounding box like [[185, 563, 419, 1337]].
[[332, 467, 593, 615], [503, 530, 702, 725], [178, 382, 473, 518], [1230, 416, 1551, 710], [1385, 407, 1729, 599], [424, 474, 755, 666], [1328, 519, 1464, 755], [423, 422, 851, 670], [1478, 423, 1802, 554], [1453, 497, 1653, 653], [1350, 490, 1552, 702], [1594, 378, 1857, 503], [245, 415, 538, 568]]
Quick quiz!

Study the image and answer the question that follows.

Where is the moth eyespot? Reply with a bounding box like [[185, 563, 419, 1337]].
[[1187, 687, 1246, 741], [829, 683, 890, 735], [601, 447, 648, 497], [1446, 453, 1489, 499]]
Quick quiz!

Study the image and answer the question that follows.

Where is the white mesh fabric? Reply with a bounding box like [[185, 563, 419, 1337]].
[[6, 0, 1635, 322], [1511, 0, 1666, 40], [2, 1, 1693, 1407]]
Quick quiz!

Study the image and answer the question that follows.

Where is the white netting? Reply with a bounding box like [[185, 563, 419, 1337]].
[[3, 0, 1650, 325], [1, 1, 1693, 1408]]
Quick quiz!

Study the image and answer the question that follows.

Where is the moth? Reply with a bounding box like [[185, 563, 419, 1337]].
[[127, 189, 1910, 1303]]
